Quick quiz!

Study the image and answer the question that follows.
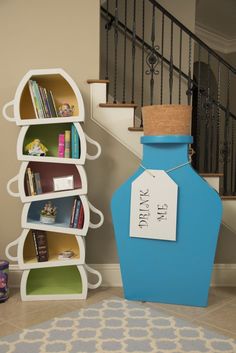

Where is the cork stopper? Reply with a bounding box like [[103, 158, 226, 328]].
[[142, 105, 192, 136]]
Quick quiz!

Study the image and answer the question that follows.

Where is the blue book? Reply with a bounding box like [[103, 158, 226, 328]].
[[73, 198, 81, 228], [71, 124, 80, 159]]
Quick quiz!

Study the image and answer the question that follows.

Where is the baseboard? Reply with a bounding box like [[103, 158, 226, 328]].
[[8, 263, 236, 288]]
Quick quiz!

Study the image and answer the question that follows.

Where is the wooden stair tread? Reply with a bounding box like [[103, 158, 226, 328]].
[[221, 195, 236, 200], [200, 173, 224, 177], [87, 79, 110, 84], [99, 103, 138, 108], [128, 127, 143, 131]]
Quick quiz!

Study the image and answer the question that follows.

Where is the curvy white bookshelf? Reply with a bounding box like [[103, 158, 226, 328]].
[[16, 123, 101, 165], [21, 195, 104, 236], [20, 264, 102, 301], [4, 68, 104, 301], [7, 162, 88, 202], [5, 229, 86, 270], [3, 68, 85, 125]]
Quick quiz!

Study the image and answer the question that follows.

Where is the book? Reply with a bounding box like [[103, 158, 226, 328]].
[[70, 197, 78, 227], [32, 230, 49, 262], [28, 80, 39, 118], [39, 86, 50, 118], [32, 81, 44, 118], [58, 134, 65, 157], [73, 198, 81, 228], [27, 167, 36, 195], [64, 130, 71, 158], [49, 90, 58, 117], [71, 124, 80, 159], [25, 172, 31, 196], [34, 172, 42, 194], [77, 204, 84, 229]]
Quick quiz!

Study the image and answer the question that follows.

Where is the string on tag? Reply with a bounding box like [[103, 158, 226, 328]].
[[140, 158, 192, 177]]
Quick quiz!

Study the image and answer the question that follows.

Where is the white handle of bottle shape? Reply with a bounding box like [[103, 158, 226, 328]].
[[7, 175, 20, 197], [2, 100, 16, 122], [85, 134, 101, 160], [85, 264, 102, 289], [5, 237, 20, 262], [89, 202, 104, 229]]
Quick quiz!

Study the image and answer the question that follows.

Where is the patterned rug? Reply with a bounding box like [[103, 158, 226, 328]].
[[0, 297, 236, 353]]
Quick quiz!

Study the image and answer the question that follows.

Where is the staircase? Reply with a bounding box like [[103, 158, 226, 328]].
[[89, 1, 236, 231]]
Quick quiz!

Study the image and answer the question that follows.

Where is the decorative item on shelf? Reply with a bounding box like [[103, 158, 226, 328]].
[[25, 139, 48, 156], [53, 175, 74, 192], [58, 250, 75, 260], [58, 103, 74, 117], [40, 201, 57, 224], [0, 260, 9, 303]]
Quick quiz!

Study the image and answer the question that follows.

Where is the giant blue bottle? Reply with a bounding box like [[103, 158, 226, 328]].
[[111, 105, 222, 307]]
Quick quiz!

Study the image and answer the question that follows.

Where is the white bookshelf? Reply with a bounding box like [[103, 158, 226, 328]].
[[4, 68, 104, 301]]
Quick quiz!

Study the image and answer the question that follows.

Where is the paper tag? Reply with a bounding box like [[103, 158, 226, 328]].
[[130, 170, 178, 241]]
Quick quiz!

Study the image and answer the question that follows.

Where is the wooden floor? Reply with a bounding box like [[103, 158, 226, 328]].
[[0, 287, 236, 340]]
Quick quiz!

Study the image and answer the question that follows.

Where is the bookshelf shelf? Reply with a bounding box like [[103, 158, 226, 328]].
[[3, 68, 85, 125], [4, 68, 104, 301], [7, 162, 87, 203]]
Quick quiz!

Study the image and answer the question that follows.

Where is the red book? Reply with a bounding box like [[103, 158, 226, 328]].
[[58, 134, 65, 157], [78, 205, 84, 229]]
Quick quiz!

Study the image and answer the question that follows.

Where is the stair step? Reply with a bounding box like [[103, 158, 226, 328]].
[[221, 195, 236, 200], [128, 127, 144, 131], [99, 103, 138, 108], [200, 173, 224, 177], [87, 79, 110, 84]]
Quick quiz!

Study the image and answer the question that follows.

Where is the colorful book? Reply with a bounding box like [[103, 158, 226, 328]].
[[71, 124, 80, 159], [58, 134, 65, 157], [77, 204, 84, 229], [32, 230, 49, 262], [64, 130, 71, 158], [69, 197, 78, 227], [33, 81, 44, 118], [73, 198, 81, 228], [34, 172, 42, 194]]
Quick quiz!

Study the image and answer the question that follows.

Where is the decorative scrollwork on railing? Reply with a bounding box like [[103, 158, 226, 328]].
[[145, 45, 160, 76], [220, 141, 231, 163]]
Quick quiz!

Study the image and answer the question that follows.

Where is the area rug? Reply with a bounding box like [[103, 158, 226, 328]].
[[0, 297, 236, 353]]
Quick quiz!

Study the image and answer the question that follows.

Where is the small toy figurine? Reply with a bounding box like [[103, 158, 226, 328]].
[[0, 272, 8, 301], [58, 103, 74, 117], [25, 139, 48, 156]]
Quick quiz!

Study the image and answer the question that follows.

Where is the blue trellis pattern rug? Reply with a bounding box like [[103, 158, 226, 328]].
[[0, 297, 236, 353]]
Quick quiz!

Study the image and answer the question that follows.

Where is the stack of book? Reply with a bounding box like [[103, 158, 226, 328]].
[[70, 196, 84, 229], [32, 230, 49, 262], [58, 125, 80, 159], [28, 80, 58, 119], [25, 167, 42, 196]]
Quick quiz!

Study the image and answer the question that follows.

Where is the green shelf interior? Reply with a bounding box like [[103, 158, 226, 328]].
[[23, 123, 73, 157], [26, 265, 83, 295]]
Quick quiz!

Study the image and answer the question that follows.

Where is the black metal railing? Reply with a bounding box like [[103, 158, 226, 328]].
[[100, 0, 236, 196]]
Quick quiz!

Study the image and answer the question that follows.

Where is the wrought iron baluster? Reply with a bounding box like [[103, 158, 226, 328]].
[[204, 52, 210, 172], [105, 0, 109, 81], [122, 0, 127, 104], [187, 37, 192, 105], [223, 70, 231, 195], [113, 0, 118, 103], [131, 0, 136, 104], [178, 28, 182, 104], [140, 0, 145, 127], [231, 118, 236, 194], [160, 13, 164, 104], [215, 61, 221, 173], [169, 20, 174, 104], [196, 44, 201, 171], [150, 4, 156, 105]]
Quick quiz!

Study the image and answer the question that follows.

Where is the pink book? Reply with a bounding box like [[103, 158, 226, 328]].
[[58, 134, 65, 157]]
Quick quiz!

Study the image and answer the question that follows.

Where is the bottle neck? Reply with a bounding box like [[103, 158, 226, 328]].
[[142, 143, 190, 170]]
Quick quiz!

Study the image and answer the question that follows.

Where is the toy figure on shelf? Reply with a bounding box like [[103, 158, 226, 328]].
[[25, 139, 48, 156], [58, 103, 74, 117], [40, 201, 57, 224]]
